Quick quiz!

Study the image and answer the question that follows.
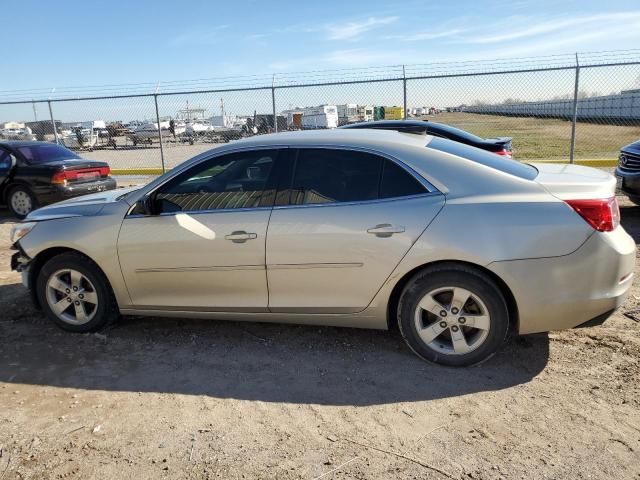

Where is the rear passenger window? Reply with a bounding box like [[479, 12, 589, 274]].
[[286, 149, 428, 206], [289, 149, 382, 205], [379, 160, 426, 198]]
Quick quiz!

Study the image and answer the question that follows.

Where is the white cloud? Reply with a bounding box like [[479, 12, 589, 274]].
[[477, 25, 640, 59], [467, 12, 640, 44], [386, 29, 465, 42], [326, 16, 399, 40]]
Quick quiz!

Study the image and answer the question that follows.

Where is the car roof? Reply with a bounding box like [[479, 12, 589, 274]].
[[232, 128, 431, 150]]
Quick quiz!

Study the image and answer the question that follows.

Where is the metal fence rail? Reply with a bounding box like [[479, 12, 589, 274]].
[[2, 50, 640, 175]]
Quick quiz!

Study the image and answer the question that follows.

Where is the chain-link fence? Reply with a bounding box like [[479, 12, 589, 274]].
[[1, 50, 639, 175]]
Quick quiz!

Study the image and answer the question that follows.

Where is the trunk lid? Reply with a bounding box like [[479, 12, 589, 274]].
[[47, 159, 111, 185], [530, 162, 616, 200]]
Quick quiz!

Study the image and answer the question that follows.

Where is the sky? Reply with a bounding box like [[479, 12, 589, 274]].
[[2, 0, 640, 121]]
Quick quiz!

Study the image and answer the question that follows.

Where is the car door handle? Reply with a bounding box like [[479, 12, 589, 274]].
[[366, 224, 406, 238], [225, 231, 258, 243]]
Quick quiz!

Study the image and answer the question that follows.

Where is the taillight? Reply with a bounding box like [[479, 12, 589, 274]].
[[51, 167, 109, 185], [495, 149, 512, 158], [565, 197, 620, 232], [51, 171, 67, 184]]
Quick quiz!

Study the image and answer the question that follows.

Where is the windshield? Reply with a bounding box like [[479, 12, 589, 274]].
[[427, 137, 538, 180], [17, 144, 81, 164]]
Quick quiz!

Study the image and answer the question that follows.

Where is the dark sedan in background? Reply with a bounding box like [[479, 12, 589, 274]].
[[616, 139, 640, 205], [340, 120, 513, 157], [0, 141, 116, 218]]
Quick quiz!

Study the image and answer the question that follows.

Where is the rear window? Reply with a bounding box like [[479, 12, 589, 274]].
[[17, 144, 80, 164], [427, 137, 538, 180]]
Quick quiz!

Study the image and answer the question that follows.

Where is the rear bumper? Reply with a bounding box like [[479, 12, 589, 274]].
[[489, 227, 635, 334], [35, 177, 117, 205]]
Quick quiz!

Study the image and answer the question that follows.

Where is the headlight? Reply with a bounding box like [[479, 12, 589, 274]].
[[10, 222, 36, 244]]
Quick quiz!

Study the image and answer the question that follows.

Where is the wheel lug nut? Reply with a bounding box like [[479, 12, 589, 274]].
[[439, 310, 447, 317], [73, 287, 78, 291], [458, 317, 466, 324], [79, 294, 84, 299], [451, 325, 459, 332], [67, 298, 72, 302], [451, 307, 459, 314], [439, 321, 447, 328], [65, 289, 70, 294], [74, 301, 80, 305]]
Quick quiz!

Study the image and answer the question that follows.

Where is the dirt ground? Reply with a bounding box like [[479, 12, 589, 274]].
[[0, 198, 639, 480]]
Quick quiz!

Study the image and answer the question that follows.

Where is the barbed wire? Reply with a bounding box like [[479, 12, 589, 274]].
[[1, 49, 640, 103]]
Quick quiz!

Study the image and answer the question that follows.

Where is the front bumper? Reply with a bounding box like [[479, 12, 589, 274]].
[[11, 249, 31, 288], [489, 227, 635, 334], [615, 167, 640, 203]]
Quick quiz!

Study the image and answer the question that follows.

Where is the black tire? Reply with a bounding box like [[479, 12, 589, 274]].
[[397, 264, 509, 367], [36, 252, 119, 333], [7, 185, 37, 219]]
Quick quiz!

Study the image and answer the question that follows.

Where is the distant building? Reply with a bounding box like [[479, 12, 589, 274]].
[[1, 121, 25, 130]]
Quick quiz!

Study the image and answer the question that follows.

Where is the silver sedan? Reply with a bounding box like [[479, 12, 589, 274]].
[[10, 130, 635, 366]]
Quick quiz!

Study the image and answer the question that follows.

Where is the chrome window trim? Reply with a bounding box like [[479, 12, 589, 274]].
[[126, 204, 274, 219], [125, 142, 441, 217], [272, 191, 442, 211]]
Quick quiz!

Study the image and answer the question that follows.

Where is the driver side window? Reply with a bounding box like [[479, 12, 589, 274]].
[[155, 149, 279, 213]]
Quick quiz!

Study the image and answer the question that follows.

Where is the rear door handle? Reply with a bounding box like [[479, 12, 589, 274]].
[[225, 231, 258, 243], [366, 224, 406, 238]]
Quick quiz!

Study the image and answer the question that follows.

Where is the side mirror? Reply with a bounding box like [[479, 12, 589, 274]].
[[134, 195, 157, 216]]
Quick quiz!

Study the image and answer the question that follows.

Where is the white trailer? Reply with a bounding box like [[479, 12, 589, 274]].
[[301, 105, 339, 129], [336, 104, 358, 125]]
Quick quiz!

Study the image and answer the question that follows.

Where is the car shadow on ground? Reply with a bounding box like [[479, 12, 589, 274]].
[[0, 208, 17, 225], [620, 204, 640, 243], [0, 282, 549, 406]]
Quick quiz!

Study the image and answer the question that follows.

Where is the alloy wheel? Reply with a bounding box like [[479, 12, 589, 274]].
[[414, 286, 491, 355], [45, 269, 98, 325]]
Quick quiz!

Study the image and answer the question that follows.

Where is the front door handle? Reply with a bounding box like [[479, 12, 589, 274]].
[[366, 224, 406, 238], [225, 231, 258, 243]]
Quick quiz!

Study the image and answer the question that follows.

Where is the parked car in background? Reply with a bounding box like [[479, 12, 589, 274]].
[[10, 130, 633, 367], [0, 141, 116, 218], [615, 139, 640, 205], [340, 120, 513, 157]]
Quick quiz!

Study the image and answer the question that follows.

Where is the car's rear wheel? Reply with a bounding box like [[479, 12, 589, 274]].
[[36, 253, 119, 333], [7, 185, 37, 219], [397, 265, 509, 367]]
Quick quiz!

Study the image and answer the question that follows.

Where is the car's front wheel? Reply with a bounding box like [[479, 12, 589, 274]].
[[398, 264, 510, 367], [36, 252, 119, 332], [7, 185, 37, 219]]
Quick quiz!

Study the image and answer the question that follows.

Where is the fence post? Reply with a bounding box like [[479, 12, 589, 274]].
[[402, 65, 407, 120], [47, 100, 59, 144], [154, 94, 166, 174], [569, 54, 580, 164], [272, 74, 278, 133]]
